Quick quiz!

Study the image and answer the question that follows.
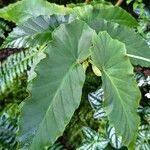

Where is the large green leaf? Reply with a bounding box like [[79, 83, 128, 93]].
[[71, 5, 138, 28], [88, 19, 150, 67], [0, 47, 45, 95], [2, 15, 74, 48], [91, 31, 141, 147], [18, 20, 95, 149], [0, 0, 69, 24]]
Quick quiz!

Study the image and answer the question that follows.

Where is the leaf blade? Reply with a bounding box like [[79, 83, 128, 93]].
[[71, 5, 138, 28], [2, 15, 75, 48], [88, 19, 150, 67], [91, 31, 141, 146], [18, 20, 95, 149], [0, 0, 69, 24]]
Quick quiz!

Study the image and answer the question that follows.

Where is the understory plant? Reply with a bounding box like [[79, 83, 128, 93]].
[[0, 0, 150, 149]]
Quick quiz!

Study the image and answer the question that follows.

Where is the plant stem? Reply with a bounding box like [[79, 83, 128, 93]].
[[115, 0, 124, 6], [127, 54, 150, 63], [85, 0, 90, 4]]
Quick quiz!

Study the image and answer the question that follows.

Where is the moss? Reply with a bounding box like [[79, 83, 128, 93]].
[[0, 74, 28, 112]]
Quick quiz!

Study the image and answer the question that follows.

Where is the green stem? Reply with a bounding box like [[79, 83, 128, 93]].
[[127, 54, 150, 63]]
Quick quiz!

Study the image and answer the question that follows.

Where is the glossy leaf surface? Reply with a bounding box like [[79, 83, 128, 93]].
[[19, 20, 95, 149]]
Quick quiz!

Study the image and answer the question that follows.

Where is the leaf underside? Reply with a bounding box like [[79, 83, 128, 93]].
[[91, 31, 141, 146], [88, 19, 150, 67], [18, 20, 95, 149], [2, 15, 75, 48]]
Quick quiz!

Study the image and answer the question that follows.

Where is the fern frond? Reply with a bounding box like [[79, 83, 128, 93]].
[[0, 19, 10, 40], [0, 112, 18, 150], [0, 15, 75, 96], [48, 142, 66, 150], [0, 47, 44, 95]]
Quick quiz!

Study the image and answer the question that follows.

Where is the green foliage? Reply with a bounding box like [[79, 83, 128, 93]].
[[127, 0, 145, 19], [84, 84, 150, 149], [106, 126, 123, 149], [136, 125, 150, 150], [71, 4, 138, 27], [0, 104, 19, 149], [48, 142, 66, 150], [2, 15, 75, 48], [0, 19, 10, 40], [88, 88, 107, 119], [91, 31, 141, 146], [77, 127, 109, 150], [61, 70, 101, 149], [0, 47, 42, 95], [0, 0, 150, 149], [0, 14, 75, 96], [0, 0, 69, 24], [86, 19, 150, 67], [18, 20, 95, 149]]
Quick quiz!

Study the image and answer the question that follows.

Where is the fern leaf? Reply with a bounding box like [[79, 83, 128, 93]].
[[0, 20, 10, 40], [0, 14, 74, 94], [48, 142, 66, 150], [0, 104, 18, 149], [0, 47, 43, 95]]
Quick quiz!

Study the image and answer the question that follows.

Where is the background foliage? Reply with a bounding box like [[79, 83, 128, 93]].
[[0, 0, 150, 150]]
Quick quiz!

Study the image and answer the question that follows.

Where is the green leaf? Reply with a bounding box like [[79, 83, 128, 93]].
[[88, 88, 104, 110], [88, 88, 107, 119], [91, 31, 141, 146], [136, 125, 150, 150], [0, 0, 69, 24], [0, 104, 19, 149], [0, 47, 43, 94], [0, 19, 10, 40], [2, 15, 75, 48], [18, 20, 95, 149], [71, 5, 138, 28], [142, 106, 150, 124], [48, 142, 65, 150], [88, 19, 150, 67], [107, 126, 123, 149], [77, 127, 109, 150]]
